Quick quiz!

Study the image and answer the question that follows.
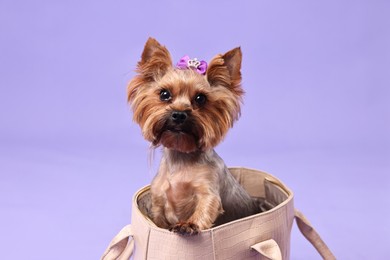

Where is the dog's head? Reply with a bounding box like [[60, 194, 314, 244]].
[[128, 38, 243, 153]]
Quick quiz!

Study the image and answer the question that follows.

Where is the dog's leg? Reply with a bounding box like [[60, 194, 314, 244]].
[[151, 195, 171, 229], [170, 189, 222, 235]]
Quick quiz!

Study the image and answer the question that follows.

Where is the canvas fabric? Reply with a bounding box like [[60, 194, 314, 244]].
[[102, 167, 335, 260]]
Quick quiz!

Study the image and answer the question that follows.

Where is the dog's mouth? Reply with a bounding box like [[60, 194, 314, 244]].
[[153, 124, 202, 153], [163, 127, 187, 133]]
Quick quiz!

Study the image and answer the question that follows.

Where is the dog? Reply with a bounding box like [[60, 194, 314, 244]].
[[127, 38, 260, 235]]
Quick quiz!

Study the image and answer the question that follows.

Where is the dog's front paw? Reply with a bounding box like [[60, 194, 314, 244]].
[[169, 222, 200, 236]]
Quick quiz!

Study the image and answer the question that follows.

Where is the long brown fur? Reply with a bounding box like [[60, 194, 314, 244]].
[[128, 38, 259, 235]]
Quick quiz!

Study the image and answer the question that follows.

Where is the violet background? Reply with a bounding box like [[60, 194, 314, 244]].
[[1, 0, 389, 259]]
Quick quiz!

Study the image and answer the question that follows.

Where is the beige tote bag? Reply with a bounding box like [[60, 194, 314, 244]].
[[102, 167, 335, 260]]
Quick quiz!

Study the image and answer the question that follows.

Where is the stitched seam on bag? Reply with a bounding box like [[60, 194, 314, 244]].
[[144, 227, 151, 260], [150, 226, 215, 238], [211, 230, 216, 260]]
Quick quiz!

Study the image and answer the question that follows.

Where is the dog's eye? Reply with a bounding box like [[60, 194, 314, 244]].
[[160, 90, 172, 101], [195, 93, 207, 106]]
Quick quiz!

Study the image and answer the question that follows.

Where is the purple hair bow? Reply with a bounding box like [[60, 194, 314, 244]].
[[176, 55, 208, 75]]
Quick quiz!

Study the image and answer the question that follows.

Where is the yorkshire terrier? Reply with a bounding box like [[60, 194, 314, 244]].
[[128, 38, 260, 235]]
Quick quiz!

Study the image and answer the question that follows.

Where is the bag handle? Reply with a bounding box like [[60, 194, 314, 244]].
[[252, 210, 335, 260], [101, 225, 134, 260], [251, 239, 282, 260], [294, 209, 336, 260]]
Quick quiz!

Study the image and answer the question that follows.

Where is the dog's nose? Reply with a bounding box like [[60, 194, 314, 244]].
[[171, 111, 187, 124]]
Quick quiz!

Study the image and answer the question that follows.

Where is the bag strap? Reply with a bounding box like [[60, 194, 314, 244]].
[[295, 209, 336, 260], [101, 225, 134, 260]]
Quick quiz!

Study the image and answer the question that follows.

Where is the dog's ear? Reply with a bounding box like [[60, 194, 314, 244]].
[[207, 47, 243, 97], [137, 37, 172, 81]]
